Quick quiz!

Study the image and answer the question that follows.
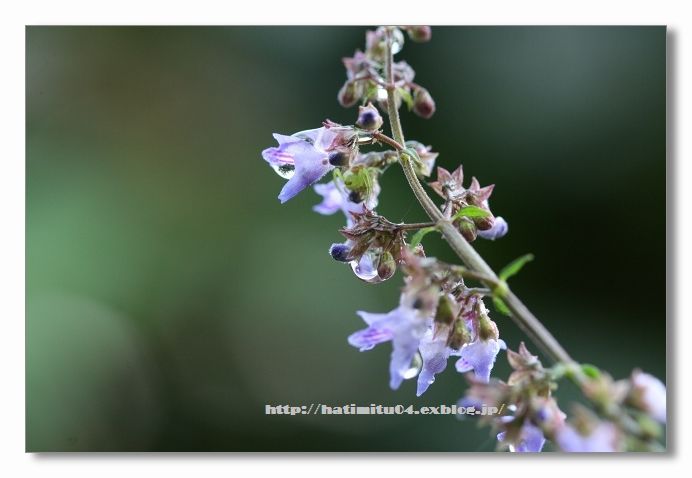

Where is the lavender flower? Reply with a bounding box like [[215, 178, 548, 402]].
[[262, 127, 355, 203], [416, 329, 452, 396], [313, 178, 379, 226], [454, 338, 506, 383], [497, 421, 546, 453], [478, 216, 509, 240], [630, 370, 667, 424], [555, 422, 619, 452], [348, 302, 430, 390]]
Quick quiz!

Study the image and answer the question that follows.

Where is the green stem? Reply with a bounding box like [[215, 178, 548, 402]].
[[383, 28, 573, 365]]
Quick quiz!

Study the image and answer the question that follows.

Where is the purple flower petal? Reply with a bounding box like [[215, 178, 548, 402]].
[[513, 423, 546, 452], [312, 177, 380, 226], [416, 329, 452, 396], [478, 216, 508, 241], [348, 304, 429, 390], [263, 127, 353, 204], [313, 182, 343, 215], [555, 423, 619, 452], [454, 338, 506, 382], [632, 371, 667, 424]]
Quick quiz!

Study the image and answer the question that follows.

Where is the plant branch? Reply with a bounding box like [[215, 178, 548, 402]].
[[397, 221, 437, 231], [383, 27, 573, 366]]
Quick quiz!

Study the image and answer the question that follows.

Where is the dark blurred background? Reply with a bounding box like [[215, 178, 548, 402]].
[[26, 26, 666, 451]]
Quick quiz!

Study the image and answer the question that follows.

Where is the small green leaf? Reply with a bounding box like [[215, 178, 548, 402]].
[[499, 253, 535, 281], [398, 88, 414, 110], [452, 206, 491, 221], [581, 364, 601, 379], [492, 296, 511, 316], [409, 226, 438, 249]]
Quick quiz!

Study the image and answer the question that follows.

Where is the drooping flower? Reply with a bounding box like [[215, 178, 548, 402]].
[[429, 166, 508, 242], [497, 421, 546, 453], [497, 397, 566, 453], [630, 370, 667, 424], [262, 127, 356, 203], [555, 422, 620, 452], [348, 302, 430, 390], [455, 338, 506, 383], [416, 328, 453, 396], [453, 298, 506, 382], [478, 216, 508, 240]]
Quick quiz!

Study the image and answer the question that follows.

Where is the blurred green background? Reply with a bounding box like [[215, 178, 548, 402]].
[[26, 26, 666, 451]]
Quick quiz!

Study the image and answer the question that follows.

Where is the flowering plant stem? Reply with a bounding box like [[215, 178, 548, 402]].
[[382, 28, 573, 366]]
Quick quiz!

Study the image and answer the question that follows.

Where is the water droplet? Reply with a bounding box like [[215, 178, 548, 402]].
[[376, 87, 388, 101], [402, 352, 422, 380], [271, 163, 295, 179], [351, 249, 397, 283], [351, 251, 378, 282], [391, 29, 405, 54]]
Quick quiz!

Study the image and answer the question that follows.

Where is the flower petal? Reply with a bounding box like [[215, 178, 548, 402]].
[[478, 216, 508, 241], [455, 339, 506, 382], [416, 329, 451, 396]]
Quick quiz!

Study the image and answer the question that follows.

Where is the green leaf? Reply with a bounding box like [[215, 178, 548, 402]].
[[492, 296, 511, 316], [451, 206, 491, 221], [409, 226, 438, 249], [398, 87, 414, 110], [499, 253, 535, 281], [581, 364, 601, 379]]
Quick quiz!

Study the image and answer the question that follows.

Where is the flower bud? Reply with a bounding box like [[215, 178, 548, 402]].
[[473, 213, 495, 231], [406, 26, 432, 43], [478, 313, 499, 341], [434, 294, 456, 326], [328, 150, 349, 167], [329, 243, 352, 262], [447, 319, 472, 351], [338, 81, 360, 108], [376, 251, 396, 282], [356, 102, 383, 131], [628, 370, 667, 424], [413, 86, 436, 119], [456, 217, 477, 242]]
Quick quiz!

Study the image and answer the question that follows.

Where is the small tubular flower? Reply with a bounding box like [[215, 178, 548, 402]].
[[348, 302, 430, 390], [262, 127, 356, 203]]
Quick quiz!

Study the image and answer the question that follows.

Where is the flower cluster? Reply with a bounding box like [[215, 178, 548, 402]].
[[338, 26, 436, 119], [260, 25, 667, 453], [349, 251, 507, 396], [459, 343, 667, 452], [429, 165, 508, 241]]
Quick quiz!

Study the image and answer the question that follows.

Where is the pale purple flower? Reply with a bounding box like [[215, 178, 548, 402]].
[[497, 421, 546, 453], [555, 423, 619, 452], [478, 216, 508, 241], [262, 128, 352, 203], [632, 371, 667, 424], [416, 329, 453, 396], [348, 303, 430, 390], [312, 178, 379, 226], [454, 338, 506, 383]]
